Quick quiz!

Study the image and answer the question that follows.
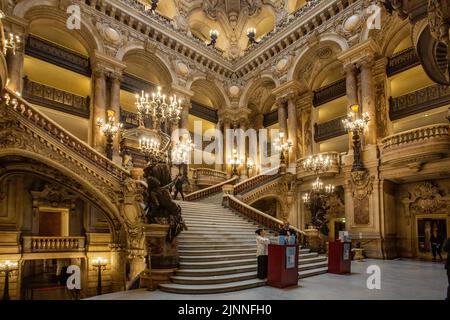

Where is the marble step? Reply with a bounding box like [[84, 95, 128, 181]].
[[171, 272, 257, 285], [179, 240, 257, 245], [178, 244, 256, 251], [182, 214, 248, 221], [298, 266, 328, 279], [187, 225, 260, 231], [179, 258, 256, 270], [180, 253, 256, 262], [181, 230, 266, 236], [178, 248, 311, 256], [159, 278, 266, 294]]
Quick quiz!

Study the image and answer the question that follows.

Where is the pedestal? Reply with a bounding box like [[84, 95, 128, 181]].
[[267, 244, 299, 288]]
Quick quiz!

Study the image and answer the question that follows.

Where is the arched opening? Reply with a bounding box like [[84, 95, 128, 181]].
[[250, 196, 284, 219]]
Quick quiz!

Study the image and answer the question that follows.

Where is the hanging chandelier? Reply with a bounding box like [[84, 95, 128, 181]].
[[303, 154, 331, 174], [139, 137, 161, 162], [302, 177, 335, 206], [135, 86, 182, 128], [172, 135, 195, 165]]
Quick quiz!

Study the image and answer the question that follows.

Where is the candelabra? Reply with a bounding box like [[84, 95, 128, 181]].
[[274, 132, 292, 165], [92, 257, 107, 296], [0, 260, 18, 300], [3, 32, 21, 55], [96, 110, 122, 160], [342, 104, 370, 172], [208, 29, 219, 47], [247, 27, 258, 45], [302, 176, 335, 207], [229, 148, 242, 177], [139, 137, 161, 163], [135, 87, 182, 129]]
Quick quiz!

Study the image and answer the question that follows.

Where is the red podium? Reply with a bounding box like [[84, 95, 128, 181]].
[[328, 240, 351, 274], [267, 244, 299, 288]]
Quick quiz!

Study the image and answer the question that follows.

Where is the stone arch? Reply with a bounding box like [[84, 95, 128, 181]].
[[188, 78, 228, 110], [121, 47, 175, 88], [240, 76, 277, 115], [0, 150, 123, 241], [381, 20, 412, 57], [248, 194, 288, 219], [289, 36, 348, 89], [13, 2, 104, 56]]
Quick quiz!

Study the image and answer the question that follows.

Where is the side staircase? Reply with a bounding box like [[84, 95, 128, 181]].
[[159, 197, 328, 294]]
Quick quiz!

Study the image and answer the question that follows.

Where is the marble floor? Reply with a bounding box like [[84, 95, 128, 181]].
[[89, 259, 448, 300]]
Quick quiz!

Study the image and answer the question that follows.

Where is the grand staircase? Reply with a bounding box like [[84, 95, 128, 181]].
[[159, 197, 328, 294]]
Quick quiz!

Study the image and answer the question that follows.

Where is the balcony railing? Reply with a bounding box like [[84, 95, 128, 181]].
[[22, 236, 85, 252], [233, 166, 280, 195], [314, 116, 347, 142], [313, 79, 346, 107], [22, 77, 90, 118], [191, 168, 228, 188], [380, 123, 450, 166], [389, 83, 450, 120], [387, 47, 420, 77], [296, 152, 341, 180], [25, 35, 91, 76]]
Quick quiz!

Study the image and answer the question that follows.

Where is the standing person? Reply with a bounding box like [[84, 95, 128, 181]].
[[430, 228, 443, 261], [255, 229, 270, 280], [443, 237, 450, 301], [173, 174, 189, 201]]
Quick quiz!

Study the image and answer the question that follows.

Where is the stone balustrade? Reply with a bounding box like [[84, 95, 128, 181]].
[[296, 152, 341, 180], [313, 78, 346, 107], [233, 167, 280, 195], [2, 89, 129, 182], [185, 176, 239, 201], [387, 47, 420, 77], [191, 168, 228, 189], [380, 123, 450, 166], [223, 194, 305, 241], [22, 236, 85, 252], [314, 116, 347, 142]]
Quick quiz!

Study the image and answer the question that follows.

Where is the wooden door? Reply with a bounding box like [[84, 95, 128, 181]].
[[39, 211, 61, 236]]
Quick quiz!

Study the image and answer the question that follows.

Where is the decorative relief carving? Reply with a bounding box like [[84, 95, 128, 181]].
[[30, 183, 76, 209], [410, 181, 447, 214], [350, 170, 374, 225]]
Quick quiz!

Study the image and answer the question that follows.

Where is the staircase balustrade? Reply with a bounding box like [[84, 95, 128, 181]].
[[184, 176, 239, 201], [232, 167, 280, 195]]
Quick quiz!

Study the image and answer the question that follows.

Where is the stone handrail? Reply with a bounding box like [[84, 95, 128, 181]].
[[387, 47, 420, 76], [223, 194, 306, 239], [233, 167, 280, 195], [22, 236, 85, 252], [313, 78, 346, 107], [2, 88, 129, 182], [314, 115, 347, 142], [191, 168, 227, 180], [185, 176, 239, 201], [381, 123, 450, 151]]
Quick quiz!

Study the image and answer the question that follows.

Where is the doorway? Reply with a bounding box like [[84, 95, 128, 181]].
[[416, 216, 448, 260], [38, 207, 69, 237]]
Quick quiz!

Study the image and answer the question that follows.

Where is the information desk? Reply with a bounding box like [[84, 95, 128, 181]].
[[328, 240, 351, 274], [267, 244, 299, 288]]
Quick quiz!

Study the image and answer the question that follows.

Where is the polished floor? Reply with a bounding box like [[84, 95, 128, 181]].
[[90, 259, 448, 300]]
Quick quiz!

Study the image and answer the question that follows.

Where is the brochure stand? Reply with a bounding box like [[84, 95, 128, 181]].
[[267, 244, 299, 288], [328, 240, 351, 274]]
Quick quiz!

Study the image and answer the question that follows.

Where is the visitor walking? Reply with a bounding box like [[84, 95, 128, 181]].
[[430, 229, 443, 261], [173, 174, 189, 201], [443, 237, 450, 301], [255, 229, 270, 280]]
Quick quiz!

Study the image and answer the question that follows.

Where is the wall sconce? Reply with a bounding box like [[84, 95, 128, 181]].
[[208, 29, 219, 47], [97, 110, 122, 160], [3, 33, 21, 55]]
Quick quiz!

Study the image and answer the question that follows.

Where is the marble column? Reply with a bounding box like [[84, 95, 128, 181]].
[[277, 101, 288, 136], [223, 119, 232, 178], [344, 63, 359, 108], [109, 73, 122, 163], [239, 119, 248, 181], [287, 95, 298, 165], [215, 121, 223, 172], [92, 68, 107, 151], [359, 56, 377, 146], [298, 92, 313, 157], [180, 101, 190, 131], [5, 46, 24, 93]]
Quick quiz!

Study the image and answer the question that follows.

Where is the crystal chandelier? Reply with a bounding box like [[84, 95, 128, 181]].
[[303, 154, 331, 174], [172, 134, 195, 166], [135, 86, 182, 128], [302, 177, 335, 206]]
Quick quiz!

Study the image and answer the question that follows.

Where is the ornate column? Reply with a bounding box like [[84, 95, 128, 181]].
[[277, 100, 288, 137], [287, 94, 298, 165], [298, 92, 314, 157], [343, 63, 359, 109], [373, 58, 391, 139], [92, 66, 107, 151], [359, 54, 377, 146], [239, 117, 249, 181], [215, 120, 223, 172], [223, 118, 232, 178], [171, 85, 193, 133], [109, 72, 122, 163]]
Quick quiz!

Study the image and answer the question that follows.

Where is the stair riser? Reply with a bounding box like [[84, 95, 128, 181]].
[[159, 281, 266, 295], [171, 274, 257, 285], [298, 269, 328, 279], [179, 260, 255, 269], [180, 254, 256, 262], [176, 265, 257, 277], [179, 249, 256, 256], [299, 262, 328, 272]]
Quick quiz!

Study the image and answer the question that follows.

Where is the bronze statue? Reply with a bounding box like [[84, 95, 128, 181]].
[[143, 164, 187, 243]]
